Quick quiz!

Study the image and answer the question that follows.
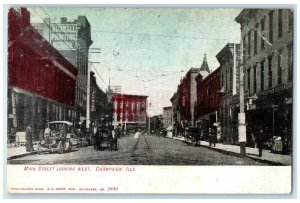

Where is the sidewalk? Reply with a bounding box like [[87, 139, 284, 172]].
[[173, 136, 291, 165], [7, 144, 38, 160]]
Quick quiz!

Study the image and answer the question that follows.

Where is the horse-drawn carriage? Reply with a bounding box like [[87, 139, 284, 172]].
[[184, 126, 201, 146], [93, 123, 119, 151]]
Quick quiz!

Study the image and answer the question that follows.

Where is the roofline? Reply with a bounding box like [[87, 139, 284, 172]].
[[113, 94, 148, 98]]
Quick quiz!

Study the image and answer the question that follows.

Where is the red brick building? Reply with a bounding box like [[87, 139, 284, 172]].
[[112, 94, 148, 130], [195, 67, 221, 130], [177, 68, 199, 126], [8, 8, 78, 139]]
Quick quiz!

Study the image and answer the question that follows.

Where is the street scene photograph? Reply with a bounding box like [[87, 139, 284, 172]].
[[7, 7, 293, 166]]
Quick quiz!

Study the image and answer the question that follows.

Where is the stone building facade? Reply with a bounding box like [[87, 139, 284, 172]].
[[235, 9, 293, 146]]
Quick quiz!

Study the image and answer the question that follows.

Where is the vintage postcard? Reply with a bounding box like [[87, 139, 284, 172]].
[[5, 5, 293, 194]]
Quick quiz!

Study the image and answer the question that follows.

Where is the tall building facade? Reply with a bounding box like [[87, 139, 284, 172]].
[[177, 68, 199, 127], [112, 94, 148, 130], [194, 67, 221, 134], [8, 8, 78, 140], [216, 43, 241, 144], [33, 16, 93, 121], [162, 106, 173, 128], [235, 9, 293, 146]]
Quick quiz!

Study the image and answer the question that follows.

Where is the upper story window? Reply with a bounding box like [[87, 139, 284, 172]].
[[278, 10, 283, 38], [269, 10, 274, 44], [261, 18, 265, 50], [254, 24, 258, 55], [288, 10, 293, 32]]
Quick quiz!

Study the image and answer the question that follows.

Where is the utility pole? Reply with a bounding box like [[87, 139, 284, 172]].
[[238, 43, 246, 158]]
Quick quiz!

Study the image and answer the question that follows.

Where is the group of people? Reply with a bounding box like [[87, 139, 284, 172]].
[[250, 127, 291, 157]]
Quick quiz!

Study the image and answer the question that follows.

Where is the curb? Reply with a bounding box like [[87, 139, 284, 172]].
[[199, 144, 285, 166], [7, 151, 38, 160], [173, 138, 286, 166]]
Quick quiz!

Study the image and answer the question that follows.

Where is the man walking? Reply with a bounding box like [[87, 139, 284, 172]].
[[25, 121, 33, 152], [256, 129, 265, 157]]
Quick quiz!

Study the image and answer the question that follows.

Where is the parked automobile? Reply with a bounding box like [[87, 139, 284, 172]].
[[38, 121, 74, 154]]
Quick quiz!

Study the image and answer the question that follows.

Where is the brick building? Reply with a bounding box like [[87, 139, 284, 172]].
[[8, 8, 78, 139], [33, 16, 93, 121], [195, 67, 221, 135], [112, 94, 148, 130], [235, 9, 293, 145], [177, 68, 199, 127], [162, 106, 173, 128]]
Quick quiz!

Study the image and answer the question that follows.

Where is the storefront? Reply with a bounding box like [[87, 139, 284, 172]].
[[246, 83, 292, 148]]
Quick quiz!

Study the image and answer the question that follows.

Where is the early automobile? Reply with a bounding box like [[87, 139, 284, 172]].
[[38, 121, 75, 154]]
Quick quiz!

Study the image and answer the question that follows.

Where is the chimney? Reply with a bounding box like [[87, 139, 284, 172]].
[[61, 17, 67, 23]]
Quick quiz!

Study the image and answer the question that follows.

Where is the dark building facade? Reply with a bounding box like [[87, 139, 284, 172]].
[[235, 9, 293, 147], [90, 72, 108, 123], [216, 43, 241, 144], [8, 8, 78, 140]]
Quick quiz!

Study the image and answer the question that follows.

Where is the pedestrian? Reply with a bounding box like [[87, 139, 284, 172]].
[[256, 129, 265, 157], [212, 127, 217, 147], [111, 126, 118, 151], [25, 121, 33, 152], [282, 127, 289, 155], [208, 128, 212, 146]]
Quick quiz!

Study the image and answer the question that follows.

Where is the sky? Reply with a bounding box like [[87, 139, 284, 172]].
[[28, 7, 242, 116]]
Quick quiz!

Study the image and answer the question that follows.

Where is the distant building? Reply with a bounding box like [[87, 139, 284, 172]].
[[112, 94, 148, 130], [163, 106, 173, 128], [216, 43, 241, 144], [235, 9, 293, 145], [33, 16, 93, 121], [170, 92, 179, 123], [8, 8, 78, 139]]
